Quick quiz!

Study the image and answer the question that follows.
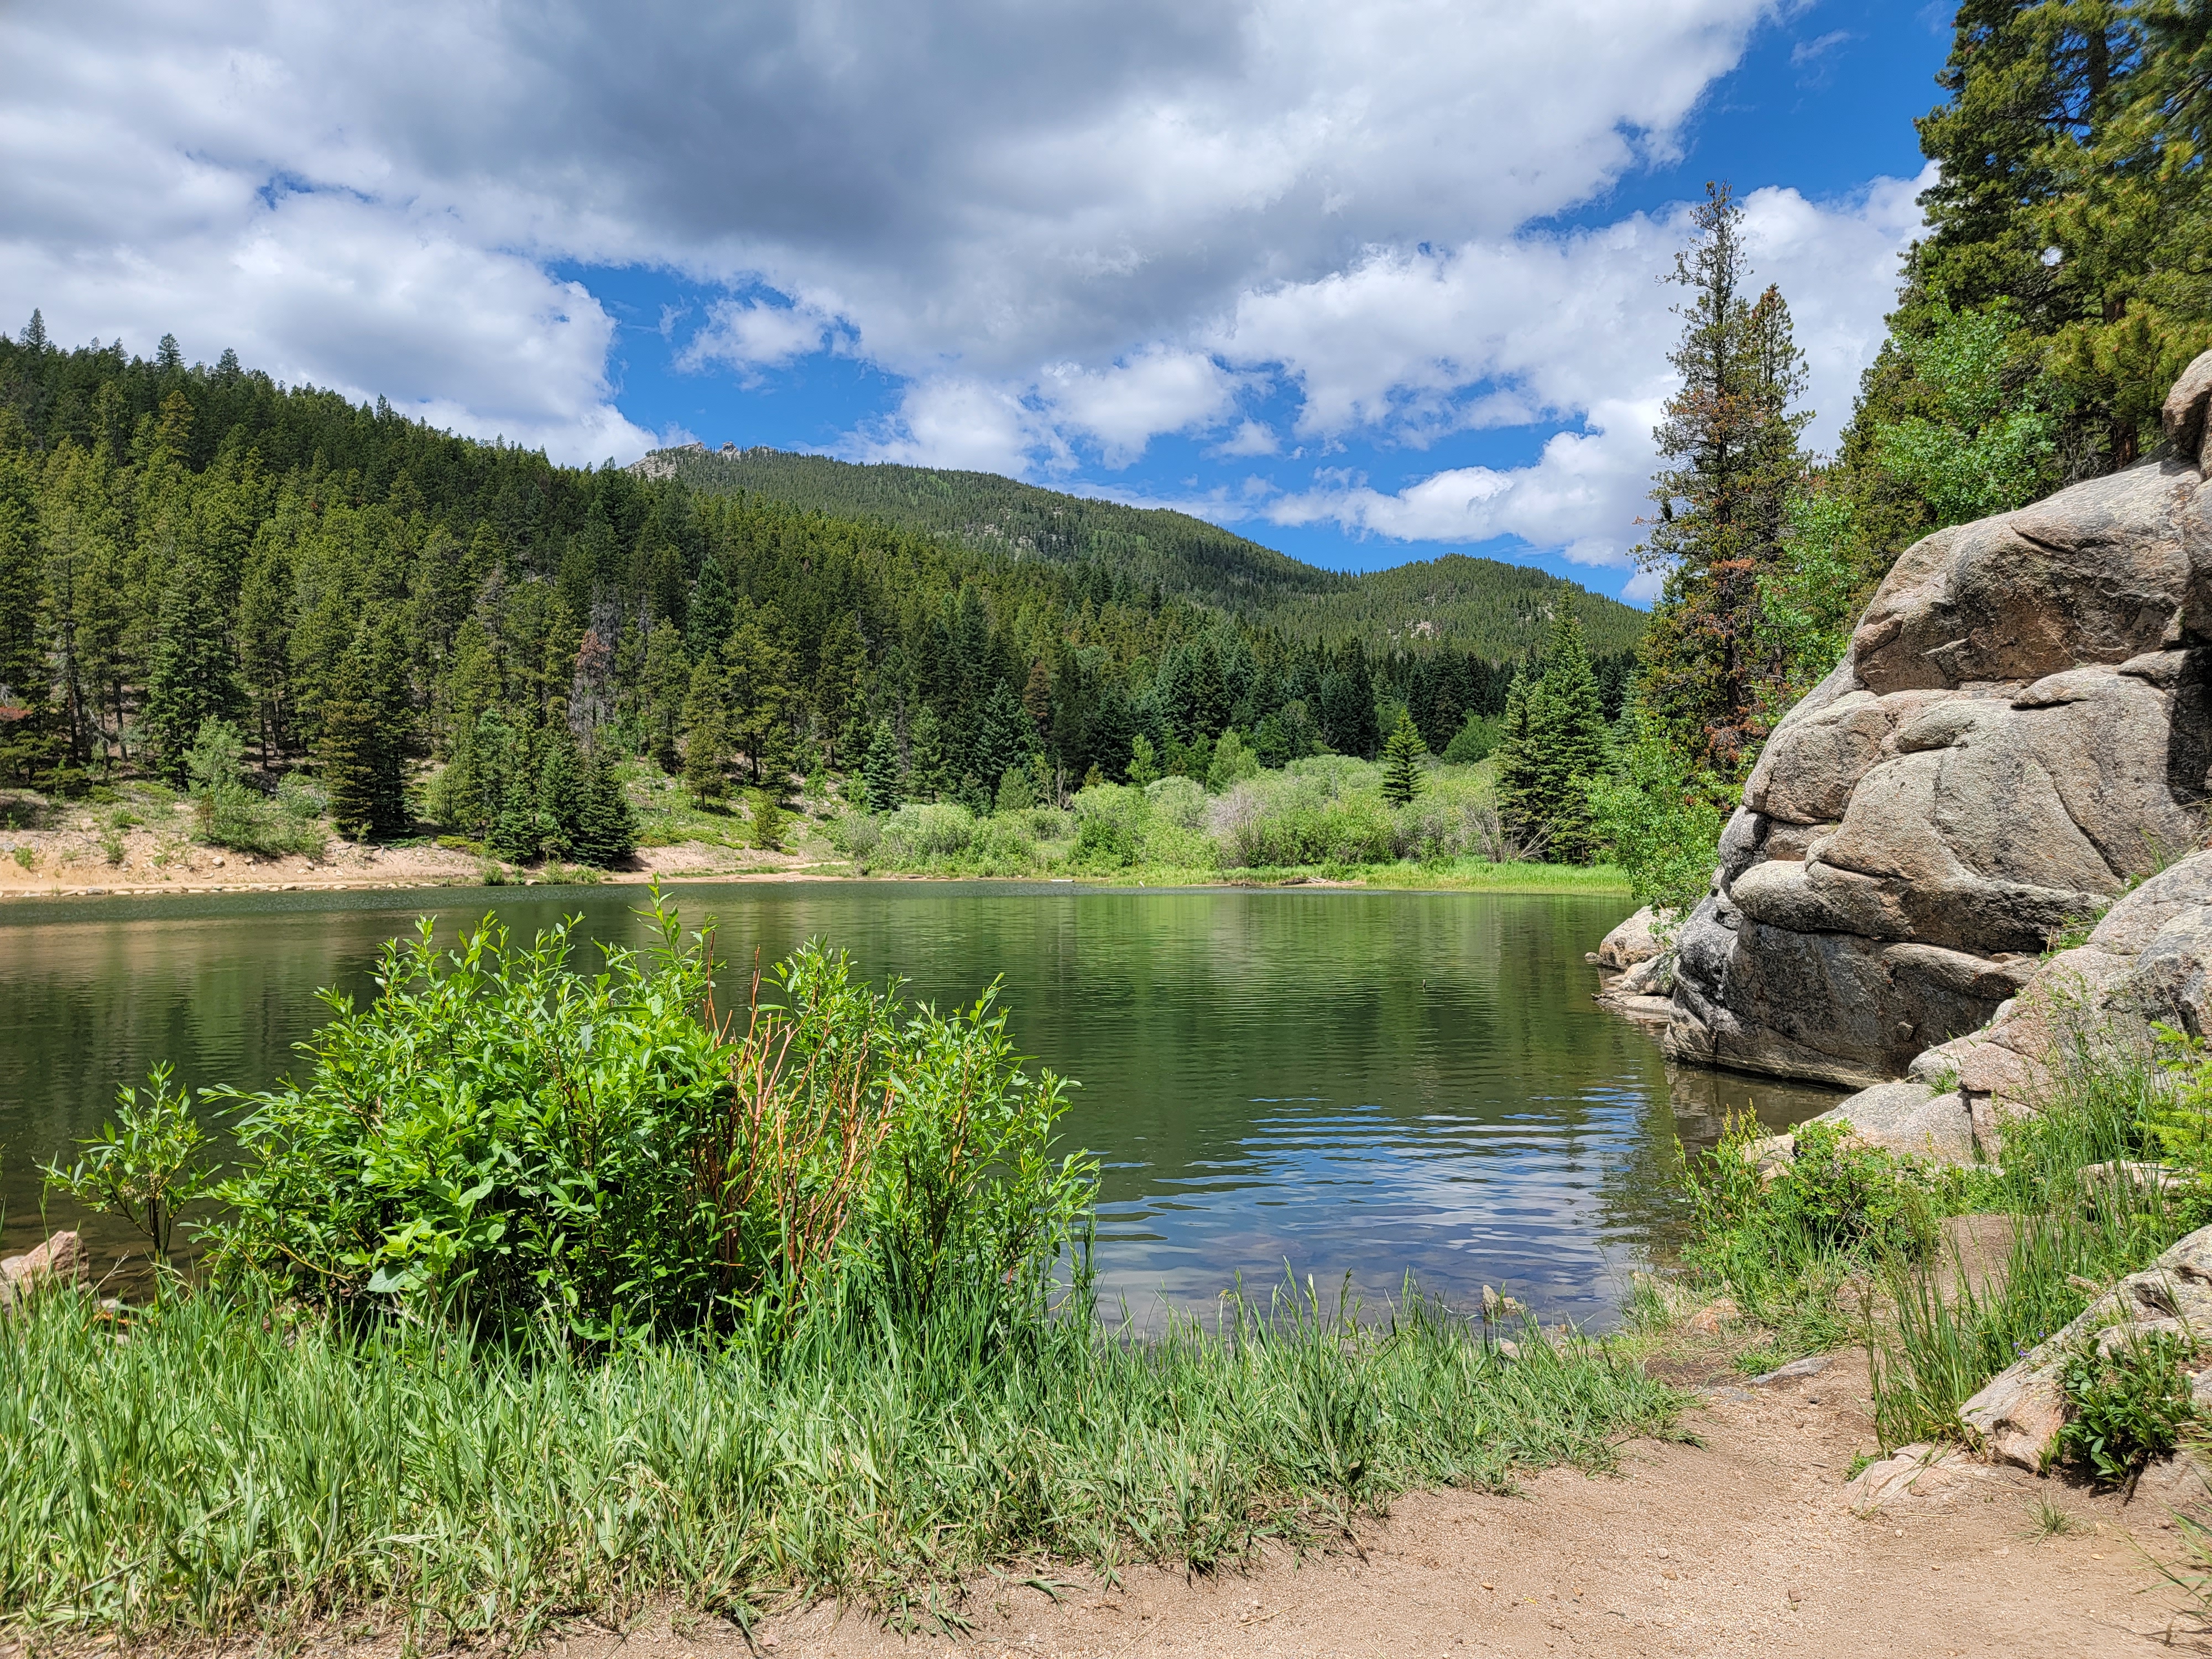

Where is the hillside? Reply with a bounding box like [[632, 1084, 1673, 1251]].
[[638, 445, 1343, 617], [1262, 551, 1646, 660], [635, 445, 1645, 660]]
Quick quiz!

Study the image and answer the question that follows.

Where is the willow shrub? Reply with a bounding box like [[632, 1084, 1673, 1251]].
[[200, 890, 1095, 1345]]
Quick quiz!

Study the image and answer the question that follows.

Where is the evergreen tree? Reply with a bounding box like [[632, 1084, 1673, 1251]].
[[860, 718, 904, 812], [687, 547, 734, 660], [723, 599, 796, 786], [1521, 613, 1611, 864], [1494, 669, 1536, 848], [574, 750, 638, 866], [971, 680, 1035, 806], [1380, 709, 1427, 806], [640, 619, 689, 773], [906, 705, 948, 801], [535, 723, 587, 856], [1635, 184, 1810, 777], [319, 646, 383, 841], [142, 552, 241, 781], [681, 660, 728, 810]]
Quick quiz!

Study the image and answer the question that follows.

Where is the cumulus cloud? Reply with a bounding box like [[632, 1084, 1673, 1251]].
[[0, 0, 1781, 466], [1232, 171, 1931, 565], [679, 297, 841, 375], [0, 0, 1925, 568]]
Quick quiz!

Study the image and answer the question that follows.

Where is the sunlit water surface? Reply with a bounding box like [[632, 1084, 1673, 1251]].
[[0, 881, 1841, 1326]]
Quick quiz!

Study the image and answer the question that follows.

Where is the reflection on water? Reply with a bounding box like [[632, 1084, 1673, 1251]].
[[0, 881, 1843, 1326]]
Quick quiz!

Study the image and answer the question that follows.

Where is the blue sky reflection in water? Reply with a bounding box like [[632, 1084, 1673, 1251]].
[[0, 884, 1842, 1326]]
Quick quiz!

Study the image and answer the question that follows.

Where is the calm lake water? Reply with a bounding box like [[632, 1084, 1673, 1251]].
[[0, 881, 1841, 1326]]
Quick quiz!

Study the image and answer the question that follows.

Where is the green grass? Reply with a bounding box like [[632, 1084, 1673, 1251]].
[[0, 1281, 1684, 1645], [1867, 1040, 2210, 1453]]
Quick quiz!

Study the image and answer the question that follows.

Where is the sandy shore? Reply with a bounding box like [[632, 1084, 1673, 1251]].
[[0, 821, 849, 901]]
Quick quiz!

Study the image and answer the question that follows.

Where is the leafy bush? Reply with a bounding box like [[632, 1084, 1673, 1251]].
[[2054, 1329, 2197, 1485], [1587, 713, 1725, 917], [1144, 775, 1207, 830], [202, 893, 1095, 1344], [827, 810, 883, 859], [43, 1065, 215, 1263], [184, 719, 327, 858], [880, 800, 977, 862], [1442, 714, 1502, 764]]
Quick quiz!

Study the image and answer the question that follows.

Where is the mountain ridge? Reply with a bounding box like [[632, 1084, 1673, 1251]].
[[633, 442, 1646, 660]]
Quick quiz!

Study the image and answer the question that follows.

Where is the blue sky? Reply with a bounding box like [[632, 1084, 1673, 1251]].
[[3, 1, 1958, 602]]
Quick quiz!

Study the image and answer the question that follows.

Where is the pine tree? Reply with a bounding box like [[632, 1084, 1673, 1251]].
[[142, 553, 241, 782], [535, 723, 586, 856], [574, 750, 638, 866], [906, 706, 948, 801], [320, 648, 382, 841], [681, 660, 728, 810], [860, 719, 904, 812], [1522, 613, 1611, 864], [687, 548, 734, 660], [971, 680, 1035, 807], [640, 619, 688, 774], [1635, 183, 1810, 777], [1380, 709, 1427, 806], [1495, 669, 1537, 849]]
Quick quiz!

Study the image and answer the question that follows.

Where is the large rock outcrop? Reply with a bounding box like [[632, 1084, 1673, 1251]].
[[1666, 354, 2212, 1088]]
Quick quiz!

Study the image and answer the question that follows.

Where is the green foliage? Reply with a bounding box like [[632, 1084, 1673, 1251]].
[[748, 789, 784, 850], [1587, 707, 1726, 916], [0, 1275, 1684, 1641], [1634, 182, 1812, 778], [41, 1063, 215, 1261], [1379, 711, 1427, 806], [1871, 306, 2057, 526], [1496, 614, 1610, 863], [202, 895, 1094, 1344], [1868, 1035, 2212, 1451], [860, 718, 903, 812], [184, 718, 326, 858], [1441, 713, 1501, 765], [2054, 1328, 2198, 1485]]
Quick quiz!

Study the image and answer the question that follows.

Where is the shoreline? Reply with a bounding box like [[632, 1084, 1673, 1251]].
[[0, 851, 1633, 905]]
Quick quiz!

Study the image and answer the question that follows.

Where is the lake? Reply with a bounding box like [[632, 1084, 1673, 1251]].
[[0, 880, 1841, 1326]]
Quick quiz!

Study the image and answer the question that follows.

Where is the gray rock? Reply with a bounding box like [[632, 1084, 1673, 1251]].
[[1750, 1354, 1831, 1386], [1806, 1081, 1977, 1166], [0, 1230, 82, 1307], [1661, 354, 2212, 1089], [1595, 906, 1665, 970]]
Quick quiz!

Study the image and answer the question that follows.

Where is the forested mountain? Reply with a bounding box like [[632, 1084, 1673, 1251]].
[[639, 444, 1645, 660], [0, 328, 1612, 832], [1258, 551, 1646, 659], [640, 445, 1342, 617]]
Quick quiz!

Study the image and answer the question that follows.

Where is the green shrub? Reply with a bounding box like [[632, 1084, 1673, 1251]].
[[201, 893, 1094, 1344], [185, 721, 328, 858], [1442, 714, 1502, 764], [2054, 1329, 2197, 1484], [880, 800, 977, 862]]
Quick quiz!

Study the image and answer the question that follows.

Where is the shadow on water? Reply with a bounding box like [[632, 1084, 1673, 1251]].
[[0, 881, 1845, 1327]]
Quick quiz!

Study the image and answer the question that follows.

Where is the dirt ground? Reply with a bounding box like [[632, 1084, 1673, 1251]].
[[515, 1348, 2204, 1659], [0, 821, 835, 898]]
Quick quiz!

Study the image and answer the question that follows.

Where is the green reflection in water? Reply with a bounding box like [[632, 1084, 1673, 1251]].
[[0, 882, 1843, 1324]]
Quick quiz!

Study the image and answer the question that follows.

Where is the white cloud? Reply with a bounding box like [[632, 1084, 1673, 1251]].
[[1227, 171, 1930, 564], [0, 0, 1930, 571], [679, 297, 839, 375], [1791, 29, 1850, 67], [0, 0, 1783, 467]]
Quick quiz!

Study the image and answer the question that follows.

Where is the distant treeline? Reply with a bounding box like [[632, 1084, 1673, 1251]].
[[0, 331, 1626, 824]]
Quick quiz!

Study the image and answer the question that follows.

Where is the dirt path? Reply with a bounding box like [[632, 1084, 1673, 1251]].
[[540, 1350, 2202, 1659]]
